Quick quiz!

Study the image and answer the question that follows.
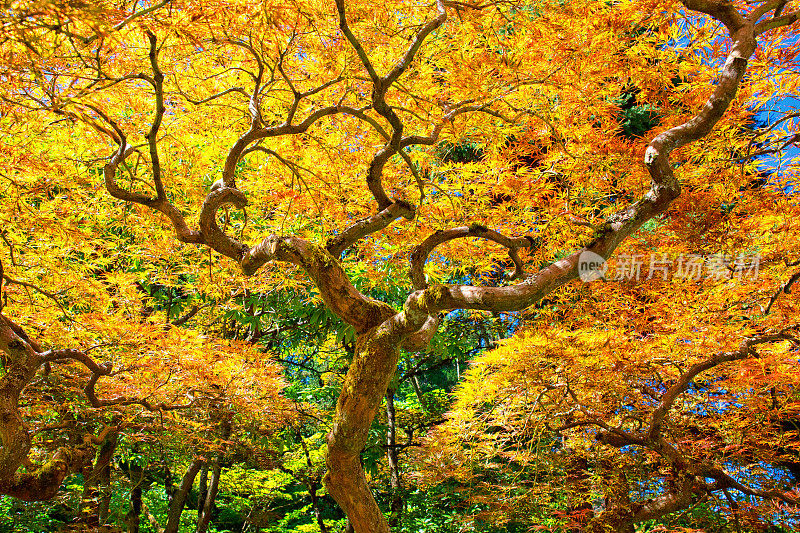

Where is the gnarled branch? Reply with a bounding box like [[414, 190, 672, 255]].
[[409, 224, 537, 290], [646, 330, 798, 442], [334, 0, 448, 210], [241, 235, 396, 334], [0, 446, 96, 501], [326, 201, 416, 257], [391, 0, 768, 335], [764, 270, 800, 314]]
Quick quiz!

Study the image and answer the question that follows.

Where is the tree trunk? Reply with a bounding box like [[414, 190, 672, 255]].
[[123, 444, 149, 533], [164, 458, 204, 533], [385, 388, 402, 529], [299, 431, 329, 533], [164, 462, 176, 502], [195, 459, 221, 533], [98, 436, 117, 524], [98, 459, 112, 524], [81, 429, 119, 526], [196, 462, 208, 520], [585, 461, 635, 533], [324, 326, 401, 533], [410, 375, 425, 410], [196, 416, 232, 533], [127, 473, 142, 533], [308, 478, 329, 533]]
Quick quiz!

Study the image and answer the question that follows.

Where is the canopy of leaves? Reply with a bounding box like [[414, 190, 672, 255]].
[[0, 0, 798, 532]]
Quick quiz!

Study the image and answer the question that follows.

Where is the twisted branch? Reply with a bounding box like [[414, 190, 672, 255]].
[[335, 0, 447, 209], [410, 224, 537, 290], [326, 201, 416, 257], [391, 0, 769, 335]]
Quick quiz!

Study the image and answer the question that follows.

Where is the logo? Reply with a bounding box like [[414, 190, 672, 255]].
[[578, 251, 607, 282]]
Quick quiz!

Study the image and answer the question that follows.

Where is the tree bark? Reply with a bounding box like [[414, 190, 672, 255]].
[[196, 462, 208, 520], [410, 375, 425, 410], [164, 458, 203, 533], [123, 443, 150, 533], [324, 323, 400, 533], [127, 468, 143, 533], [196, 416, 232, 533], [385, 388, 402, 529], [128, 484, 142, 533], [163, 462, 176, 503], [299, 431, 329, 533], [195, 458, 221, 533], [81, 429, 119, 526], [0, 316, 99, 501], [97, 435, 117, 524]]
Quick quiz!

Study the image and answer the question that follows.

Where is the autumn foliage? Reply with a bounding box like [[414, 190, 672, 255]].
[[0, 0, 799, 531]]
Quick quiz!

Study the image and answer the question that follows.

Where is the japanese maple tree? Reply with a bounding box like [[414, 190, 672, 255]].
[[0, 0, 798, 531]]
